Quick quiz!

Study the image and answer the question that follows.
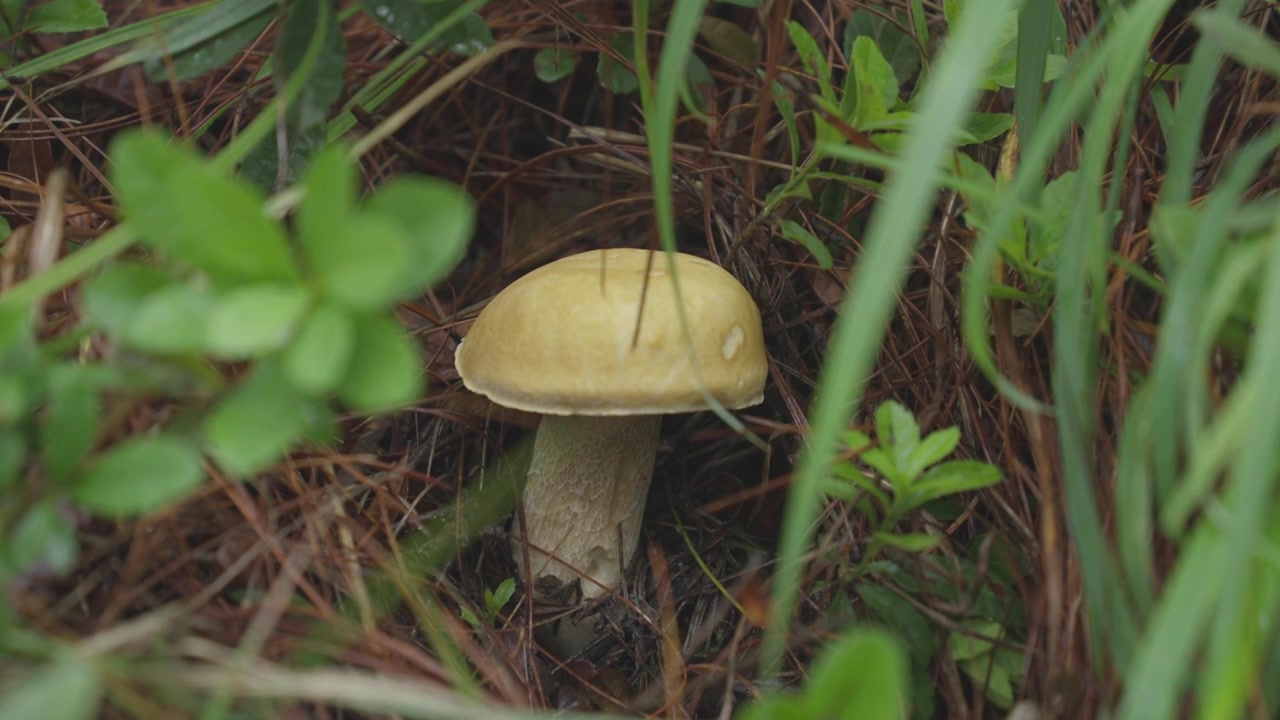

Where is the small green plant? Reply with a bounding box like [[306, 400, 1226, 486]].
[[458, 578, 516, 628]]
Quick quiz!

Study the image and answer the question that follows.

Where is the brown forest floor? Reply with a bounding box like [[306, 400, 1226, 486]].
[[4, 0, 1278, 718]]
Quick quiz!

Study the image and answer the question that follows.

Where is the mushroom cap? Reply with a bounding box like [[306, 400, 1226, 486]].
[[455, 248, 767, 415]]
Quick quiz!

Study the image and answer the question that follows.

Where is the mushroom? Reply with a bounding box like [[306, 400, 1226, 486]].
[[454, 248, 767, 600]]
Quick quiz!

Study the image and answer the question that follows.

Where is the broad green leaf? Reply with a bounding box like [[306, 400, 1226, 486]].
[[8, 500, 78, 576], [959, 112, 1014, 144], [204, 362, 325, 476], [125, 282, 215, 354], [844, 10, 921, 89], [109, 129, 299, 283], [74, 435, 205, 515], [40, 364, 103, 484], [597, 32, 639, 94], [0, 651, 101, 720], [284, 302, 356, 395], [845, 36, 899, 129], [697, 15, 760, 67], [359, 0, 493, 56], [872, 531, 941, 553], [338, 313, 423, 412], [303, 214, 413, 309], [206, 284, 311, 359], [908, 426, 960, 479], [297, 144, 358, 266], [534, 47, 579, 82], [875, 401, 921, 479], [949, 619, 1003, 661], [778, 219, 834, 269], [14, 0, 107, 34], [81, 262, 175, 338], [142, 9, 272, 82], [804, 629, 909, 719], [907, 460, 1003, 505], [362, 176, 476, 292]]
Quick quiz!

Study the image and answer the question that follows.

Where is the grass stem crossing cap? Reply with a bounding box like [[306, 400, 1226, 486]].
[[454, 248, 767, 602]]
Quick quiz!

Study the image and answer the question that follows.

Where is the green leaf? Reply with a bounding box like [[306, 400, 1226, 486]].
[[1194, 9, 1280, 78], [206, 284, 311, 359], [142, 10, 272, 82], [304, 214, 413, 309], [597, 32, 639, 94], [534, 47, 579, 82], [74, 435, 205, 515], [15, 0, 107, 34], [949, 619, 1003, 661], [40, 365, 104, 484], [362, 176, 475, 292], [338, 313, 423, 412], [872, 531, 941, 553], [845, 35, 899, 129], [240, 0, 346, 190], [907, 460, 1003, 504], [843, 10, 921, 90], [81, 262, 175, 338], [7, 500, 78, 576], [297, 144, 357, 252], [786, 21, 833, 101], [458, 606, 482, 628], [907, 426, 960, 479], [487, 577, 517, 613], [0, 652, 101, 720], [125, 282, 215, 354], [359, 0, 493, 56], [205, 362, 327, 476], [0, 428, 24, 489], [875, 400, 920, 480], [108, 129, 299, 284], [778, 219, 834, 269], [284, 302, 356, 395], [959, 112, 1014, 144], [803, 628, 909, 719]]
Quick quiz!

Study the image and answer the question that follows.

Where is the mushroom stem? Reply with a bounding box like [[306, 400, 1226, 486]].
[[513, 414, 661, 599]]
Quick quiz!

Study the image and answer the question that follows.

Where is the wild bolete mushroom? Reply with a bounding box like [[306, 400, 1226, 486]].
[[454, 248, 766, 599]]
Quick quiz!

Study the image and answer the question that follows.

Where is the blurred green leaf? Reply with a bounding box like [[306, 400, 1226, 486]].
[[74, 435, 204, 515], [205, 362, 327, 476], [1194, 9, 1280, 77], [7, 500, 78, 577], [0, 651, 101, 720], [786, 20, 833, 101], [297, 144, 357, 258], [876, 400, 920, 480], [360, 0, 493, 56], [598, 31, 639, 94], [284, 302, 356, 395], [873, 531, 941, 552], [338, 313, 422, 412], [960, 112, 1014, 144], [8, 0, 107, 34], [805, 628, 910, 719], [109, 129, 299, 283], [778, 219, 834, 269], [362, 176, 476, 291], [0, 428, 24, 489], [305, 215, 414, 309], [207, 284, 311, 359], [142, 9, 271, 82], [125, 282, 215, 354], [39, 365, 104, 484], [534, 46, 578, 82], [81, 262, 174, 337]]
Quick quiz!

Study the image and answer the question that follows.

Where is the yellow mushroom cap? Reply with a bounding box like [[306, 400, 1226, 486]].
[[455, 249, 767, 415]]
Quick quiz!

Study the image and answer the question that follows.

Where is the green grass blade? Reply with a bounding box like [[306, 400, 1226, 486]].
[[760, 0, 1025, 675]]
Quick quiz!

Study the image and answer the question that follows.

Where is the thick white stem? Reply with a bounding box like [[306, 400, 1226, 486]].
[[512, 414, 661, 599]]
